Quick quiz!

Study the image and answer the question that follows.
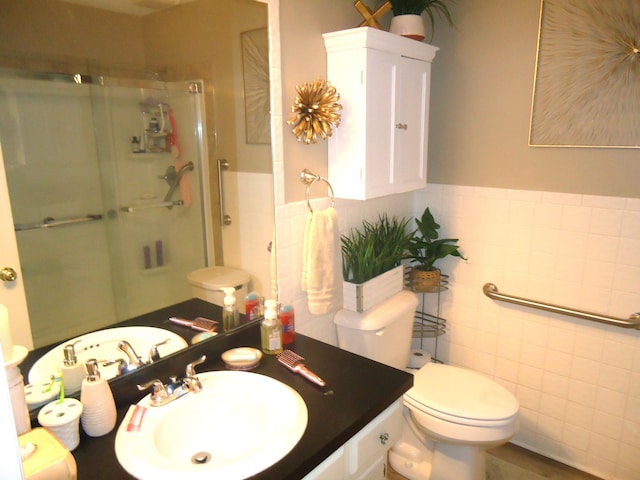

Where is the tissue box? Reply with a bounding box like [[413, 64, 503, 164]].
[[19, 428, 77, 480]]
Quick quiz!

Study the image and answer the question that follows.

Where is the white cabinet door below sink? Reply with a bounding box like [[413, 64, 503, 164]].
[[303, 399, 403, 480]]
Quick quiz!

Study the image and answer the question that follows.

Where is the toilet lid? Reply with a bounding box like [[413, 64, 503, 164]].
[[187, 267, 250, 289], [405, 363, 519, 422]]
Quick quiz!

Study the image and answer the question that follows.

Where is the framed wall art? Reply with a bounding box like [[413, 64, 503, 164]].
[[241, 27, 271, 144], [529, 0, 640, 148]]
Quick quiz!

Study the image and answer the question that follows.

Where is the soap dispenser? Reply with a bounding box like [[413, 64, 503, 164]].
[[221, 287, 239, 331], [60, 341, 84, 395], [80, 359, 116, 437], [261, 299, 282, 355]]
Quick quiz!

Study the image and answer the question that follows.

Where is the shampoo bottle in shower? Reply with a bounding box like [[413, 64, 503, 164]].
[[261, 299, 282, 355], [80, 359, 116, 437], [61, 341, 84, 395], [221, 287, 239, 331]]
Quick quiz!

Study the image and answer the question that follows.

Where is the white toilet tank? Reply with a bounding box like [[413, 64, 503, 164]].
[[187, 266, 251, 312], [334, 290, 418, 369]]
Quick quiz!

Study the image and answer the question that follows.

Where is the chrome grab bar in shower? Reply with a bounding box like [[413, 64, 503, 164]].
[[14, 214, 103, 231], [120, 200, 184, 213], [483, 283, 640, 329], [217, 158, 231, 226]]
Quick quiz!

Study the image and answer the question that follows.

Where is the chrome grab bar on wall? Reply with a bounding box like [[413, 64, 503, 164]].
[[483, 283, 640, 329], [217, 158, 232, 226], [14, 214, 103, 231]]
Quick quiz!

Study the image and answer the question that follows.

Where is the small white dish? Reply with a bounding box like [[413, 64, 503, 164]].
[[221, 347, 262, 371]]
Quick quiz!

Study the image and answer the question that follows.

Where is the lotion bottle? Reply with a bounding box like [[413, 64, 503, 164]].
[[80, 359, 116, 437], [61, 341, 85, 395], [221, 287, 239, 331], [261, 299, 282, 355]]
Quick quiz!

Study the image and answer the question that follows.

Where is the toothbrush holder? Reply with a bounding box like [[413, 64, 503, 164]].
[[37, 398, 83, 451]]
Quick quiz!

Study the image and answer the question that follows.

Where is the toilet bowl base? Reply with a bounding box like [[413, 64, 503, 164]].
[[388, 441, 432, 480], [431, 443, 485, 480], [389, 441, 487, 480]]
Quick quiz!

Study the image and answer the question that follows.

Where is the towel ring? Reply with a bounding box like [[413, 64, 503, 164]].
[[300, 169, 335, 214]]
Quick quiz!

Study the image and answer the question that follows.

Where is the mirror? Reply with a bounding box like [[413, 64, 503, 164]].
[[0, 0, 277, 384]]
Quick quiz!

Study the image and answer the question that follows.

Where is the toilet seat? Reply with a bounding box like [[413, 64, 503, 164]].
[[404, 363, 518, 427]]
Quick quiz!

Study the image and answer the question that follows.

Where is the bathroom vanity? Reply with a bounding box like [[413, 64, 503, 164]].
[[25, 301, 412, 479]]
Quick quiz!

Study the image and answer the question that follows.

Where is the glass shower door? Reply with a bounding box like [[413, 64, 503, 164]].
[[0, 75, 117, 347], [0, 74, 210, 348]]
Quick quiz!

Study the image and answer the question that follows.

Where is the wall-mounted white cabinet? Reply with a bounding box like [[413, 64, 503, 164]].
[[323, 27, 438, 200]]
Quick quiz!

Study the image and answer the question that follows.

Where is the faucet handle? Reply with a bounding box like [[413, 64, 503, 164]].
[[137, 379, 167, 403], [185, 355, 206, 377], [148, 338, 170, 363]]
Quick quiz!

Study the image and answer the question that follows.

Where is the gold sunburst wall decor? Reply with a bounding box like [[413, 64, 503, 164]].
[[287, 79, 342, 144], [530, 0, 640, 147]]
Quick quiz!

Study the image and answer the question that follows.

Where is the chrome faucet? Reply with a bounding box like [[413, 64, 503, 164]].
[[118, 340, 144, 368], [137, 355, 206, 406], [162, 161, 195, 203], [111, 339, 172, 376]]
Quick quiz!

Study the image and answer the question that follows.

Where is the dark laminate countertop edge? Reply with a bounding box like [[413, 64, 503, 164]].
[[27, 303, 413, 480]]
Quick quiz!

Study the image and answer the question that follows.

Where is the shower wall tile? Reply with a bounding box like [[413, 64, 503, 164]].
[[276, 182, 639, 479]]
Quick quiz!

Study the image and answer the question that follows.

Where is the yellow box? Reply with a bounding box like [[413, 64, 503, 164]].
[[19, 428, 77, 480]]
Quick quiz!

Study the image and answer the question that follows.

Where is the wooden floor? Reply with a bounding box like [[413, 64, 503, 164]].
[[388, 443, 603, 480]]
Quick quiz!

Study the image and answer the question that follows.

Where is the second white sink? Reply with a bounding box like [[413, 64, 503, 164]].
[[28, 326, 188, 388], [115, 370, 308, 480]]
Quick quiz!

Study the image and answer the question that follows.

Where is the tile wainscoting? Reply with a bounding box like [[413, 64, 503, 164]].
[[275, 183, 640, 480]]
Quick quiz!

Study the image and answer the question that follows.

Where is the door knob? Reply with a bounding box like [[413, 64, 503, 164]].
[[0, 267, 17, 282]]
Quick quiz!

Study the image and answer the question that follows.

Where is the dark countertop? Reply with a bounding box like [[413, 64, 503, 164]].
[[26, 300, 413, 480]]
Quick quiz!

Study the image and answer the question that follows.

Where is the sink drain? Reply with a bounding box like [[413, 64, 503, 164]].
[[191, 452, 212, 465]]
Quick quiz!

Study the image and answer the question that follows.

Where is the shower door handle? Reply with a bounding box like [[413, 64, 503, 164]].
[[0, 267, 17, 282], [14, 214, 103, 231], [217, 158, 232, 226]]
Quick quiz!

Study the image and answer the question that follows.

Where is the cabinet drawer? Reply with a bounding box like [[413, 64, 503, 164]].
[[347, 399, 403, 475]]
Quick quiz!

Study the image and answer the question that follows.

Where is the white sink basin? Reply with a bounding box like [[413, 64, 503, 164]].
[[115, 370, 308, 480], [28, 326, 188, 388]]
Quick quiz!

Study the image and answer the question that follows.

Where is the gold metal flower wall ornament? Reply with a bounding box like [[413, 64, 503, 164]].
[[287, 79, 342, 144]]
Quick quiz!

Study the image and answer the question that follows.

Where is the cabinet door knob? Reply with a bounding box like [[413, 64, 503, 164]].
[[395, 123, 408, 130], [0, 267, 17, 282], [379, 433, 389, 445]]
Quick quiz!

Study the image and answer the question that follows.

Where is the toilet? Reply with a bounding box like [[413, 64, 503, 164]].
[[334, 290, 519, 480], [187, 266, 251, 312]]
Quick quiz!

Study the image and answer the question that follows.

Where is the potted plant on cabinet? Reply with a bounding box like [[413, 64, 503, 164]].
[[388, 0, 455, 42], [341, 214, 413, 312], [405, 207, 466, 292]]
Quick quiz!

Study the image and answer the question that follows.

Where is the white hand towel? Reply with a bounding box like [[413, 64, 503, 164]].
[[301, 207, 343, 315]]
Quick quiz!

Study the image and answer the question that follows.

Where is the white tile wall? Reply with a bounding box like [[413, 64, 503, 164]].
[[276, 182, 640, 480], [222, 171, 274, 296]]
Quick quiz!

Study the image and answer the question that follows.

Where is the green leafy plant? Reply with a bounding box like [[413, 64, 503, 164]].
[[388, 0, 455, 34], [405, 207, 466, 271], [341, 214, 413, 284]]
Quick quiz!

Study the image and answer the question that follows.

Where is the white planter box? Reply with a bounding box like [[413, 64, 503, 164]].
[[343, 265, 404, 313]]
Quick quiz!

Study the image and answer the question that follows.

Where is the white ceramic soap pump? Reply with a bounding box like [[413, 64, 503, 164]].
[[80, 358, 116, 437], [61, 340, 84, 394]]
